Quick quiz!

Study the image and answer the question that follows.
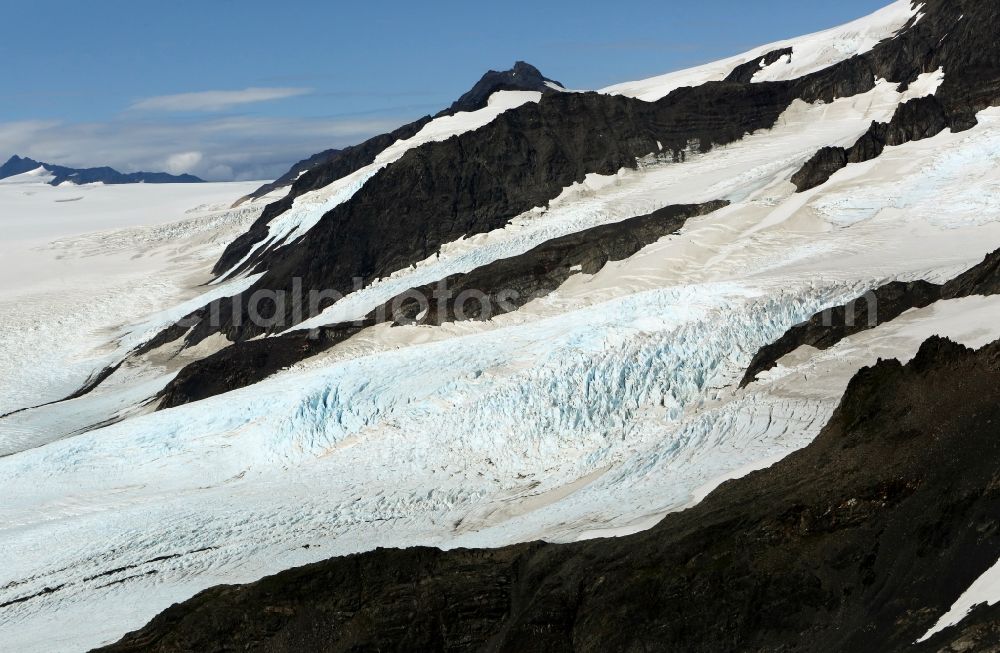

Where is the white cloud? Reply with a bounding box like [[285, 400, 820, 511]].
[[164, 151, 203, 175], [130, 87, 311, 112], [0, 115, 410, 181]]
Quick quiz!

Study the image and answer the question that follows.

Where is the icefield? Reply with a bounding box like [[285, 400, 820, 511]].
[[6, 17, 1000, 653], [0, 177, 265, 418]]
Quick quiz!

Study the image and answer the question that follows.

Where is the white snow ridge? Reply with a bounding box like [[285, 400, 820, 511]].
[[2, 2, 1000, 652]]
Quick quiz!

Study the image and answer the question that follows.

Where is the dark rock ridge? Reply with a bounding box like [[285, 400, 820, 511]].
[[155, 321, 373, 409], [792, 0, 1000, 191], [157, 200, 727, 409], [155, 0, 1000, 355], [231, 148, 341, 206], [183, 60, 880, 347], [229, 62, 564, 217], [741, 280, 942, 387], [95, 335, 1000, 653], [0, 155, 203, 185], [215, 117, 433, 275], [741, 247, 1000, 387], [724, 47, 793, 83], [382, 200, 729, 326], [791, 95, 951, 191], [437, 61, 564, 116]]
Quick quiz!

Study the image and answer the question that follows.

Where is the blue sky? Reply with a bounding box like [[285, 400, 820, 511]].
[[1, 0, 890, 181]]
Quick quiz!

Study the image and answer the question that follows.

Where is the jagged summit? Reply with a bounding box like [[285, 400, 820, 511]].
[[0, 154, 203, 186], [438, 60, 565, 116], [0, 155, 46, 179]]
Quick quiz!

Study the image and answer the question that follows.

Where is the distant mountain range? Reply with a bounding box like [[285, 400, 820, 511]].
[[0, 155, 203, 185]]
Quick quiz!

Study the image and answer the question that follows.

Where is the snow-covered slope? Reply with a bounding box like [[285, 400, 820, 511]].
[[601, 0, 919, 101], [6, 95, 1000, 650], [0, 178, 266, 417]]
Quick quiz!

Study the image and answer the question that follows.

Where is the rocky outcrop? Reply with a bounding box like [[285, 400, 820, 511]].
[[156, 321, 372, 409], [790, 145, 849, 191], [379, 200, 728, 325], [213, 117, 433, 276], [741, 280, 941, 386], [157, 200, 726, 408], [913, 603, 1000, 653], [942, 246, 1000, 298], [191, 59, 884, 346], [0, 155, 203, 185], [228, 63, 564, 226], [438, 61, 564, 116], [792, 0, 1000, 192], [741, 247, 1000, 387], [724, 47, 793, 83], [792, 95, 951, 191], [128, 0, 1000, 396], [94, 336, 1000, 652]]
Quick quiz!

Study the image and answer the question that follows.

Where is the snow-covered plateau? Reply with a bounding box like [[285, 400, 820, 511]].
[[4, 3, 1000, 651]]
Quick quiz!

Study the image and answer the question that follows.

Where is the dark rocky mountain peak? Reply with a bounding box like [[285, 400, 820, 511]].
[[0, 154, 203, 186], [0, 154, 46, 179], [439, 60, 565, 116]]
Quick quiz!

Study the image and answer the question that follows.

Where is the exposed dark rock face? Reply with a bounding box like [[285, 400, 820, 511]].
[[942, 246, 1000, 298], [438, 61, 564, 116], [127, 0, 1000, 401], [229, 62, 563, 230], [913, 603, 1000, 653], [377, 200, 728, 326], [725, 47, 793, 83], [792, 0, 1000, 192], [0, 155, 203, 185], [190, 61, 883, 346], [792, 95, 951, 191], [157, 201, 726, 408], [143, 0, 986, 365], [790, 145, 849, 191], [741, 280, 941, 387], [214, 117, 433, 276], [741, 247, 1000, 387], [157, 322, 372, 409], [95, 336, 1000, 653]]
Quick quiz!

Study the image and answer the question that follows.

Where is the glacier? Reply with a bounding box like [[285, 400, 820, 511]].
[[4, 9, 1000, 651]]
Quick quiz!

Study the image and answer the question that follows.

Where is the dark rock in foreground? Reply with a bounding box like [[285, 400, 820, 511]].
[[96, 336, 1000, 652]]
